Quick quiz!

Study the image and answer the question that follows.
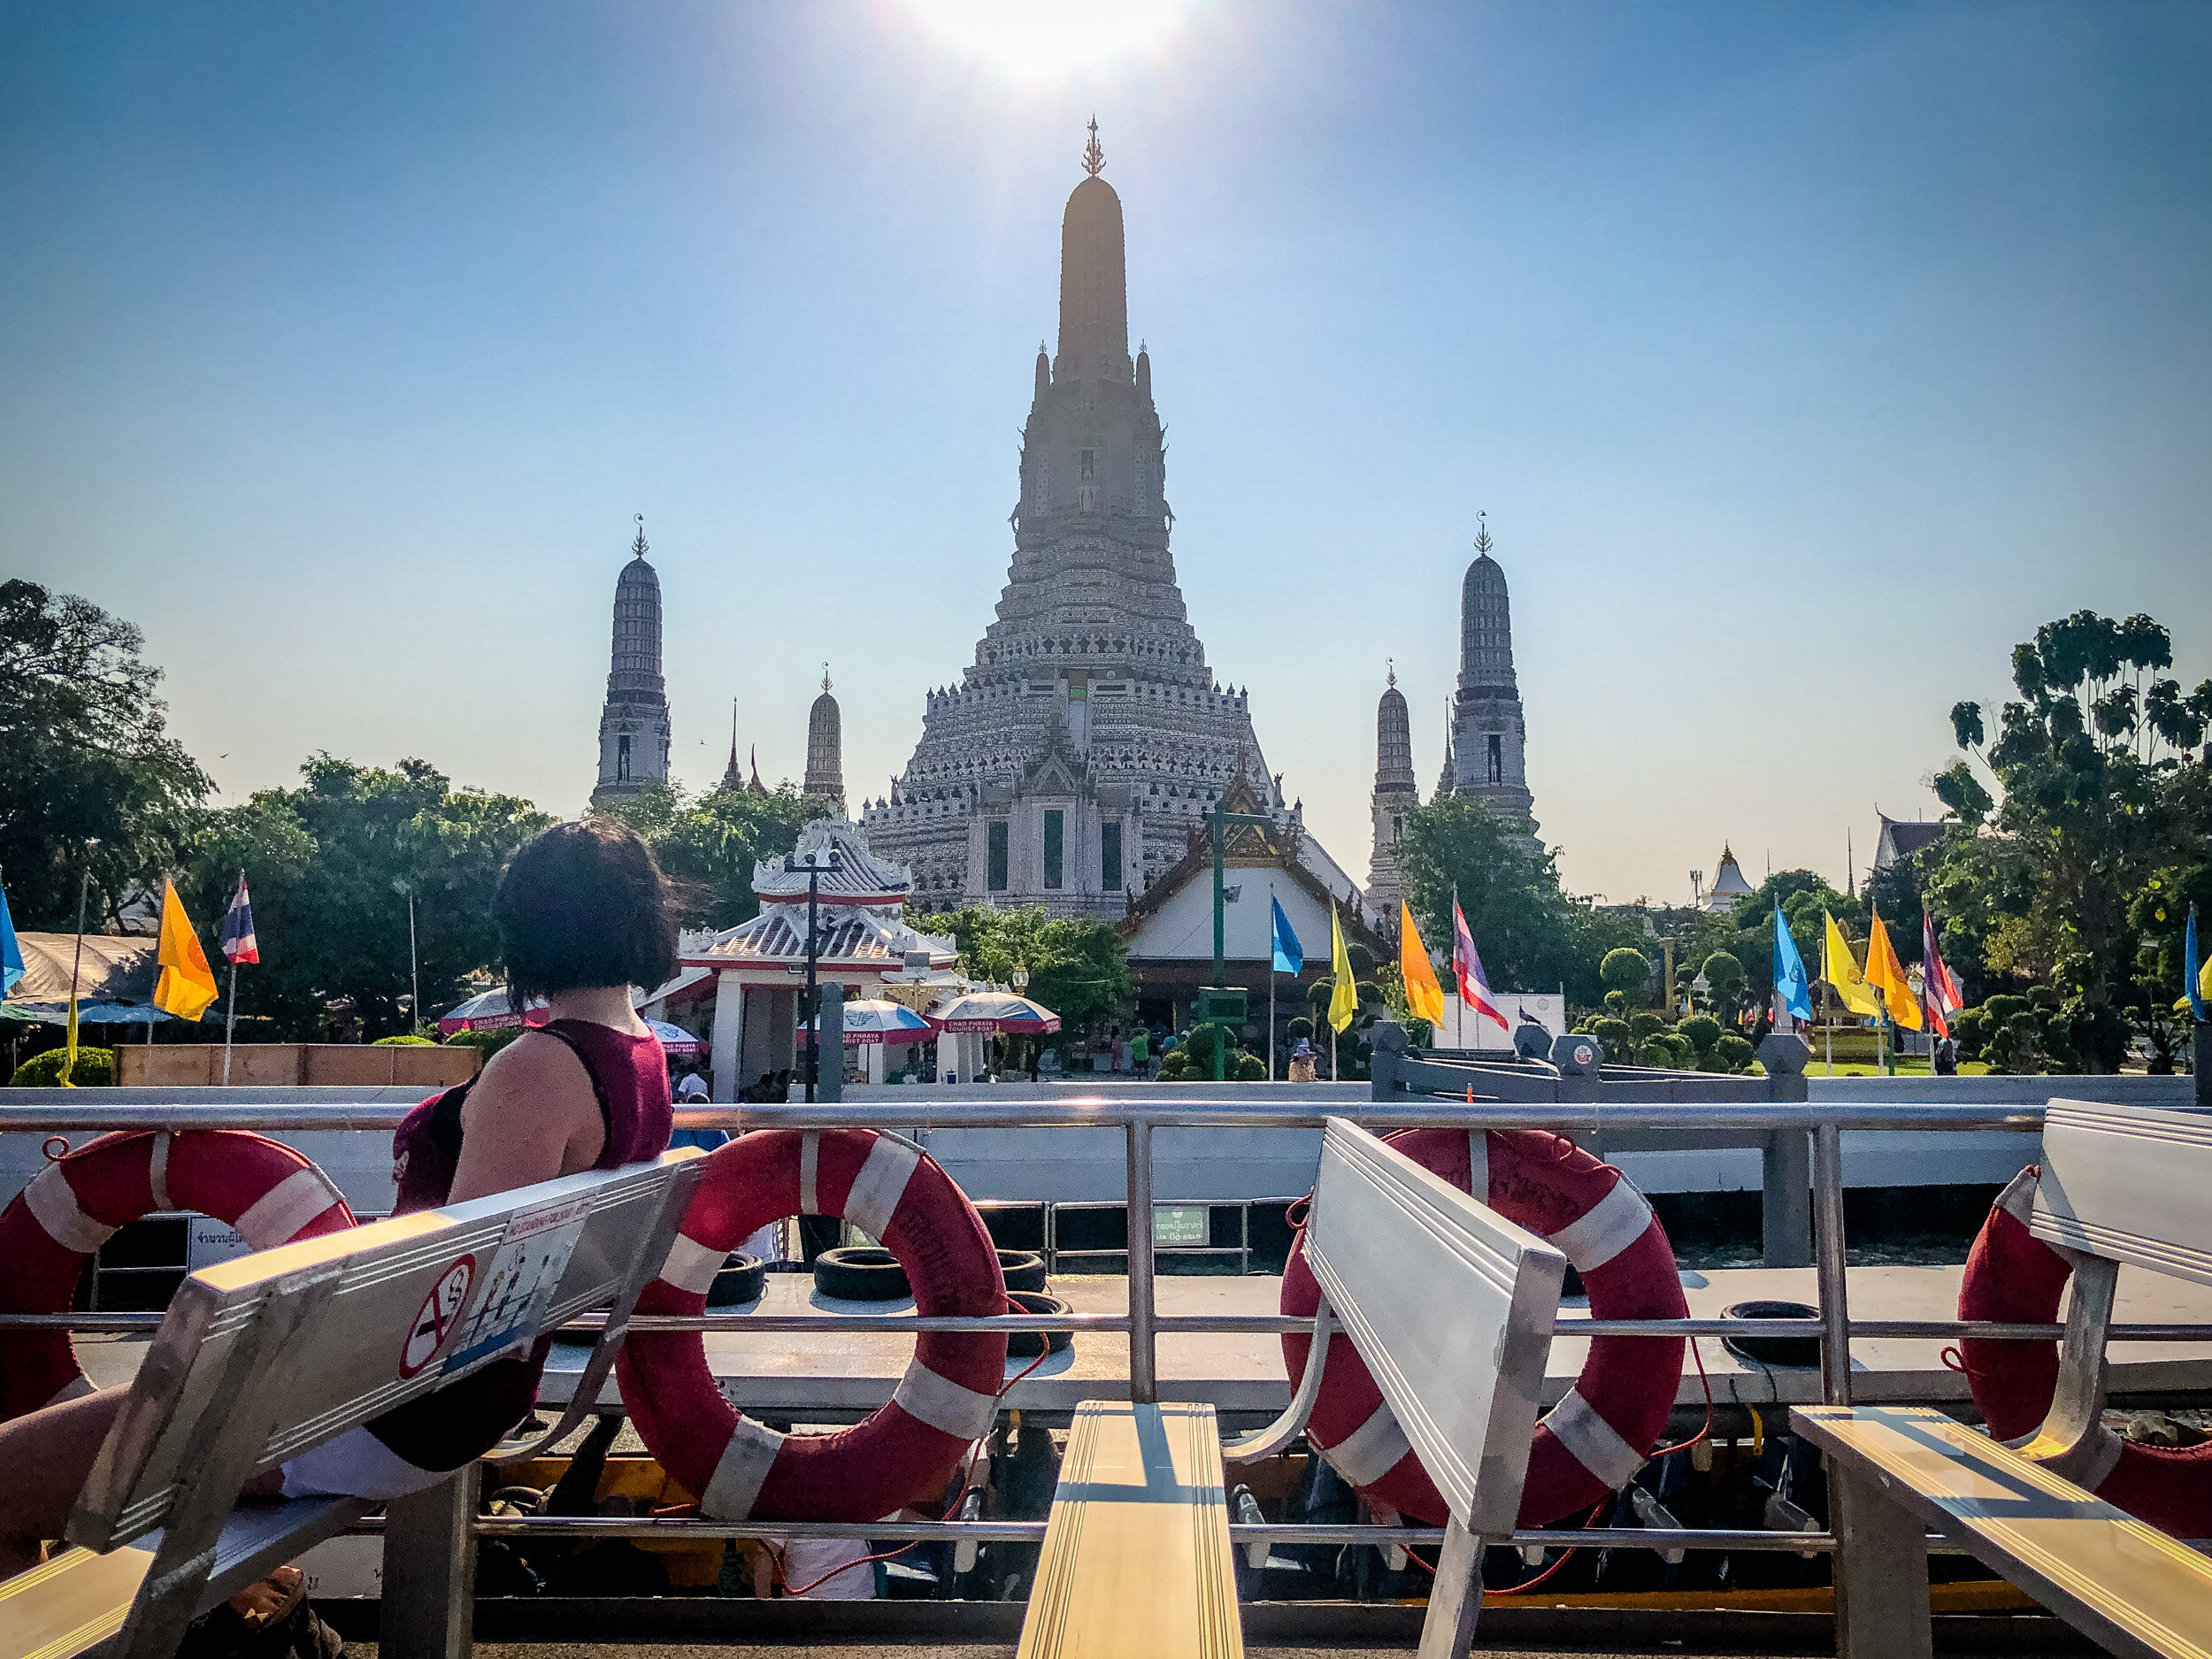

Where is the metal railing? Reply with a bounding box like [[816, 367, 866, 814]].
[[5, 1088, 2210, 1577]]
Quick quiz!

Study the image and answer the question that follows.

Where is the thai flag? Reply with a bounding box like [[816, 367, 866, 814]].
[[219, 876, 259, 965], [1921, 909, 1962, 1038], [1451, 898, 1507, 1034]]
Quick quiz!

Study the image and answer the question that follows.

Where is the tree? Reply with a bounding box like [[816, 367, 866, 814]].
[[592, 781, 814, 931], [911, 903, 1135, 1040], [1599, 948, 1651, 1010], [0, 580, 211, 926], [1395, 793, 1636, 1009], [1700, 950, 1747, 1019], [180, 756, 550, 1039], [1934, 608, 2212, 1070]]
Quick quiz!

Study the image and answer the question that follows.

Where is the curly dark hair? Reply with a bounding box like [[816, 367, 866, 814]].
[[495, 819, 679, 1010]]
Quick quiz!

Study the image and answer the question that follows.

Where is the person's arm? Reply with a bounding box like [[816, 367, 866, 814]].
[[448, 1033, 606, 1204]]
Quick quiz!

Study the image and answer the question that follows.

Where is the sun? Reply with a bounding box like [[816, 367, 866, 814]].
[[907, 0, 1185, 76]]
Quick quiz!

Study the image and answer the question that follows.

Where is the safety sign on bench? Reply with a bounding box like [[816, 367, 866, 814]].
[[441, 1194, 593, 1373]]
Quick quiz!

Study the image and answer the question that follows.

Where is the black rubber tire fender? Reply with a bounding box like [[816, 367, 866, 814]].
[[1006, 1290, 1073, 1358], [997, 1249, 1048, 1293], [813, 1245, 912, 1302], [708, 1252, 767, 1308]]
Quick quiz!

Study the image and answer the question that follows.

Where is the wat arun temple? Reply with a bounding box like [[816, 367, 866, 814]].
[[860, 129, 1291, 919]]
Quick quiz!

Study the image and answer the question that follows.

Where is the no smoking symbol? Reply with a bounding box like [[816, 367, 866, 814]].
[[399, 1256, 474, 1378]]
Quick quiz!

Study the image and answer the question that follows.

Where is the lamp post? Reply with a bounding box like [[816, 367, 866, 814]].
[[1202, 805, 1277, 1081], [786, 847, 844, 1103], [391, 877, 419, 1037]]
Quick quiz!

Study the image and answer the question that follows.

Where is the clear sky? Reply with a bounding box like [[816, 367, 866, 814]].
[[4, 2, 2208, 906]]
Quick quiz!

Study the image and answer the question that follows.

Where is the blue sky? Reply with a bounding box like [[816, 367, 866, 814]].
[[4, 2, 2208, 906]]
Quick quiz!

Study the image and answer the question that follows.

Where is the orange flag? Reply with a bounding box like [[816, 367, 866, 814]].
[[1862, 909, 1923, 1031], [1399, 902, 1447, 1027], [154, 879, 219, 1022]]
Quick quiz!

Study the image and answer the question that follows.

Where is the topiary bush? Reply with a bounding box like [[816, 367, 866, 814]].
[[373, 1033, 435, 1045], [1592, 1017, 1633, 1060], [11, 1046, 114, 1087], [1714, 1033, 1756, 1073], [1678, 1015, 1723, 1057]]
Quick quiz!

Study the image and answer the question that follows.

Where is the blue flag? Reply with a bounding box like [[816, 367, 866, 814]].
[[1270, 895, 1304, 976], [0, 877, 22, 997], [2189, 905, 2205, 1025], [1773, 904, 1812, 1022]]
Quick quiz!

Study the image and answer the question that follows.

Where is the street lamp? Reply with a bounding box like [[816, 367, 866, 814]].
[[1011, 964, 1029, 991], [785, 847, 845, 1103], [391, 877, 419, 1036]]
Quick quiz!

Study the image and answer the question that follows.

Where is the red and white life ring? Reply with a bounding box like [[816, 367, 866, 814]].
[[1282, 1127, 1687, 1527], [0, 1130, 357, 1420], [618, 1128, 1008, 1521], [1958, 1167, 2212, 1539]]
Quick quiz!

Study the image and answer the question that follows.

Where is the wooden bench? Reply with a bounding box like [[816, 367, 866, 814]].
[[1793, 1098, 2212, 1659], [1014, 1117, 1569, 1659], [0, 1149, 703, 1659]]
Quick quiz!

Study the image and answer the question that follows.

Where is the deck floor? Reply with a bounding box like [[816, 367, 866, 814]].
[[523, 1263, 2212, 1419]]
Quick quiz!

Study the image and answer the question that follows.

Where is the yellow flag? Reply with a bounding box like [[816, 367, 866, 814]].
[[1328, 909, 1359, 1033], [1399, 902, 1446, 1027], [1863, 909, 1923, 1030], [1822, 910, 1880, 1018], [154, 879, 219, 1023]]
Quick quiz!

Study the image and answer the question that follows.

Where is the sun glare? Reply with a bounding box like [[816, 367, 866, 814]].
[[908, 0, 1184, 76]]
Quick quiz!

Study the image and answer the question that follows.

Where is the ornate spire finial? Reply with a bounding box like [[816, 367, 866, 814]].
[[821, 662, 833, 694], [1473, 510, 1492, 557], [1386, 657, 1396, 688], [1083, 116, 1104, 178], [632, 513, 649, 558]]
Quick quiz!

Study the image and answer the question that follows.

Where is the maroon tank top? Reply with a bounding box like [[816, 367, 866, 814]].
[[536, 1018, 674, 1170], [370, 1018, 672, 1471]]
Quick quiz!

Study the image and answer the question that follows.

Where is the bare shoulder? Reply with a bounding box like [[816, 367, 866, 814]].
[[466, 1033, 598, 1132]]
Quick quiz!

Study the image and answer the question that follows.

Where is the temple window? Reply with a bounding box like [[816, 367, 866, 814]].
[[987, 821, 1009, 892], [1102, 821, 1122, 890], [1043, 810, 1064, 890]]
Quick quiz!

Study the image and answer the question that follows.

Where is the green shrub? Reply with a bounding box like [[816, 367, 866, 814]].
[[1714, 1033, 1756, 1073], [373, 1033, 435, 1046], [1678, 1015, 1722, 1056], [1232, 1051, 1267, 1082], [1285, 1016, 1313, 1041], [444, 1025, 528, 1060], [10, 1046, 114, 1087], [1591, 1018, 1633, 1062], [1600, 948, 1651, 1008]]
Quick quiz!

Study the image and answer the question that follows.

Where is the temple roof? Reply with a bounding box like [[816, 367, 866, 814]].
[[750, 818, 910, 906], [685, 902, 957, 972]]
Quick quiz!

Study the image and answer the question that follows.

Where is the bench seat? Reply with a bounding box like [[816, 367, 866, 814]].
[[1795, 1404, 2212, 1659], [1016, 1401, 1241, 1659]]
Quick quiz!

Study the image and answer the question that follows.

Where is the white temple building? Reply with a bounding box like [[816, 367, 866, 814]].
[[683, 821, 963, 1099], [1694, 845, 1757, 912], [861, 126, 1352, 921], [590, 518, 673, 803]]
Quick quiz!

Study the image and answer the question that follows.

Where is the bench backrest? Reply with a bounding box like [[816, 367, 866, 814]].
[[71, 1149, 702, 1552], [2033, 1099, 2212, 1285], [1303, 1117, 1567, 1535]]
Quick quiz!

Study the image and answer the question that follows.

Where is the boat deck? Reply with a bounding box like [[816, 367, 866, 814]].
[[554, 1264, 2212, 1422]]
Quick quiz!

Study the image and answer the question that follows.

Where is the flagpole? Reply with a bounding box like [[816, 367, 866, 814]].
[[64, 869, 87, 1087], [1267, 884, 1277, 1082], [223, 959, 238, 1085]]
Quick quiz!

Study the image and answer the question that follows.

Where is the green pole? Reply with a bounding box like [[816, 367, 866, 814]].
[[1210, 810, 1225, 1082]]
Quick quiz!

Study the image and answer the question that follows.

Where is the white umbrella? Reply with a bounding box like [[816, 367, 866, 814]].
[[928, 991, 1062, 1034], [798, 997, 937, 1046]]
